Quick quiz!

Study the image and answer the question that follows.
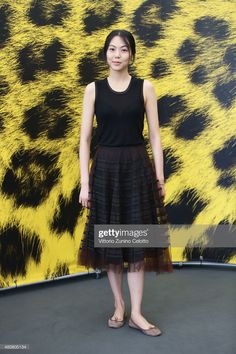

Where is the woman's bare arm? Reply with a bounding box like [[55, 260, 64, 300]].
[[79, 82, 95, 187], [143, 80, 165, 183]]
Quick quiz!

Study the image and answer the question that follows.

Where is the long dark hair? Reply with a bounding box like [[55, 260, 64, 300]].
[[103, 29, 136, 63]]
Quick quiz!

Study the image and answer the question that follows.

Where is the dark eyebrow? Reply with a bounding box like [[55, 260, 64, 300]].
[[108, 44, 128, 48]]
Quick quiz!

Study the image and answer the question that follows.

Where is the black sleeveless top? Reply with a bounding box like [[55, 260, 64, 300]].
[[94, 76, 145, 146]]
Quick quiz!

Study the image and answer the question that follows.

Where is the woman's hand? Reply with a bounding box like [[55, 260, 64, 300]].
[[156, 180, 165, 200], [79, 184, 91, 209]]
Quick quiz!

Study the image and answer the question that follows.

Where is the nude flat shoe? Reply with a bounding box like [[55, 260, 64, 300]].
[[108, 310, 128, 328], [128, 318, 162, 336]]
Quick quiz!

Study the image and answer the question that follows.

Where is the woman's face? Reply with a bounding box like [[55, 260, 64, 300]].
[[106, 35, 132, 71]]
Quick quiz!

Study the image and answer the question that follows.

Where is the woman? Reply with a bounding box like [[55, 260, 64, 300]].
[[77, 29, 173, 336]]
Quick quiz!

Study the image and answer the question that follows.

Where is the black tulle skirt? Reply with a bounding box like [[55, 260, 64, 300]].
[[77, 143, 173, 275]]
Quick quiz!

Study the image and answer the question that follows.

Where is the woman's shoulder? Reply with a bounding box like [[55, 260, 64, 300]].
[[85, 78, 105, 90], [143, 78, 155, 95], [134, 76, 153, 87], [84, 81, 96, 95], [86, 81, 96, 88], [139, 78, 155, 106], [142, 77, 153, 86], [82, 82, 96, 104]]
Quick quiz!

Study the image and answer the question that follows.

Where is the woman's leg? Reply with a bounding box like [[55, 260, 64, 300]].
[[127, 267, 156, 329], [107, 267, 125, 320]]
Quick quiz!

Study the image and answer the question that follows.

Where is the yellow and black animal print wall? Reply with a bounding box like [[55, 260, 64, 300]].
[[0, 0, 235, 289]]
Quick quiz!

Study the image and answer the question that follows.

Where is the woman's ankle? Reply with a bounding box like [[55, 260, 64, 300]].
[[114, 298, 125, 309], [131, 310, 142, 317]]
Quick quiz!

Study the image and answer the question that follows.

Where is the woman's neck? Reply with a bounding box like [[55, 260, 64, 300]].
[[108, 71, 131, 82]]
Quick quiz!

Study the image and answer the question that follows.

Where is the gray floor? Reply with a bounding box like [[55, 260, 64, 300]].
[[0, 267, 235, 354]]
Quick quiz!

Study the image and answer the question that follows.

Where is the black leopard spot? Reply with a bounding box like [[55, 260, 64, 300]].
[[22, 104, 49, 140], [0, 4, 11, 48], [175, 110, 210, 139], [183, 246, 236, 263], [213, 137, 236, 170], [51, 186, 82, 236], [44, 263, 70, 279], [164, 147, 183, 179], [0, 225, 42, 277], [217, 174, 235, 188], [2, 149, 60, 207], [44, 89, 68, 109], [212, 80, 236, 108], [22, 100, 72, 140], [194, 16, 230, 40], [0, 76, 10, 95], [18, 39, 65, 82], [47, 114, 71, 140], [190, 65, 208, 85], [84, 1, 122, 34], [158, 95, 187, 125], [51, 263, 70, 278], [0, 114, 4, 132], [78, 55, 101, 85], [223, 44, 236, 73], [42, 39, 66, 72], [177, 38, 200, 63], [133, 0, 179, 46], [18, 45, 41, 82], [27, 0, 71, 26], [151, 58, 171, 78], [166, 189, 208, 224]]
